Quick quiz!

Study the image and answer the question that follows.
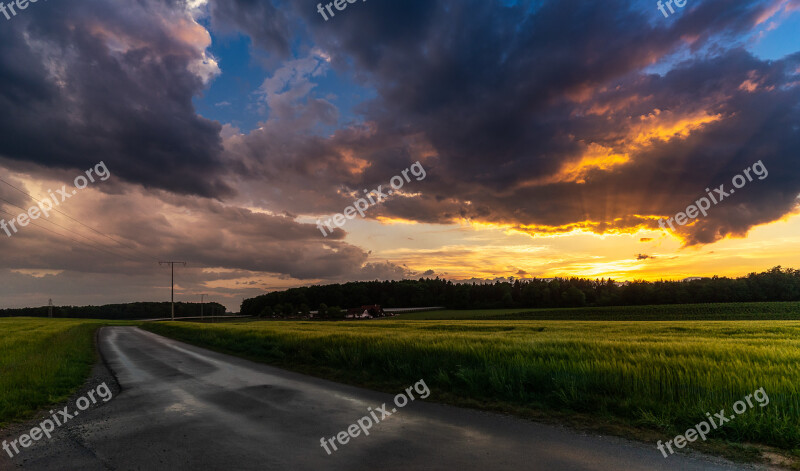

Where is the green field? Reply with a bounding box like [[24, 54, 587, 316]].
[[142, 319, 800, 453], [399, 302, 800, 320], [0, 318, 126, 427]]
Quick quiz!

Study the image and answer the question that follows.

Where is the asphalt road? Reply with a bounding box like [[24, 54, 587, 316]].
[[3, 327, 767, 471]]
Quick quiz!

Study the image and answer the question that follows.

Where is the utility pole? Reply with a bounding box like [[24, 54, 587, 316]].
[[200, 294, 207, 321], [159, 261, 186, 321], [48, 298, 53, 318]]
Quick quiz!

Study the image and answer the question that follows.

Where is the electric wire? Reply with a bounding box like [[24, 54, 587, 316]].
[[0, 207, 141, 263], [0, 177, 161, 261]]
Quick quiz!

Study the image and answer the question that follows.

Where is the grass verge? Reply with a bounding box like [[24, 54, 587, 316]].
[[0, 318, 130, 428]]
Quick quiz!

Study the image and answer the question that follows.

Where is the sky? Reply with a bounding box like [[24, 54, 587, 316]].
[[0, 0, 799, 312]]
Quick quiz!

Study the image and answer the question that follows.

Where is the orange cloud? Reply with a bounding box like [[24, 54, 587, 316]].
[[629, 109, 723, 147], [552, 143, 630, 184]]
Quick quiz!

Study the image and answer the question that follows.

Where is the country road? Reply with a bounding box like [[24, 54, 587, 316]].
[[3, 327, 767, 471]]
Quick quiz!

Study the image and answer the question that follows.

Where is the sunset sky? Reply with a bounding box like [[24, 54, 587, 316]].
[[1, 0, 799, 311]]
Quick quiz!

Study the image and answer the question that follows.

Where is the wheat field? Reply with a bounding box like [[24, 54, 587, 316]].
[[143, 319, 800, 450]]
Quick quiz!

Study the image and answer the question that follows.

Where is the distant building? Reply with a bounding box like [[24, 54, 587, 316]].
[[346, 305, 385, 319], [682, 277, 705, 282]]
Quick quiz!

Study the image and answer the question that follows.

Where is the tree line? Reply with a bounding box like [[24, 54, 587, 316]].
[[241, 266, 800, 317], [0, 302, 228, 320]]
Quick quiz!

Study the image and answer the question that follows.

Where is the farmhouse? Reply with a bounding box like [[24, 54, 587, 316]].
[[345, 305, 385, 319]]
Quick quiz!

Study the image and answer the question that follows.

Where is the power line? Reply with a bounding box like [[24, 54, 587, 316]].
[[0, 207, 141, 262], [0, 196, 145, 262], [0, 207, 139, 262], [0, 177, 161, 261]]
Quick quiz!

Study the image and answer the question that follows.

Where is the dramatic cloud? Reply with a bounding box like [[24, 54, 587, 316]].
[[222, 0, 800, 245], [0, 0, 228, 197], [0, 168, 416, 309], [208, 0, 292, 58], [1, 0, 799, 309]]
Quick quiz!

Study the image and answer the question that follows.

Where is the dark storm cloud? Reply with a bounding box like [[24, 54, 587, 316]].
[[0, 180, 386, 279], [266, 0, 799, 245], [305, 0, 672, 185], [581, 50, 800, 245], [209, 0, 292, 57], [0, 0, 230, 197], [438, 45, 800, 241], [4, 0, 796, 310], [0, 176, 416, 309], [2, 0, 793, 291], [209, 0, 800, 246]]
